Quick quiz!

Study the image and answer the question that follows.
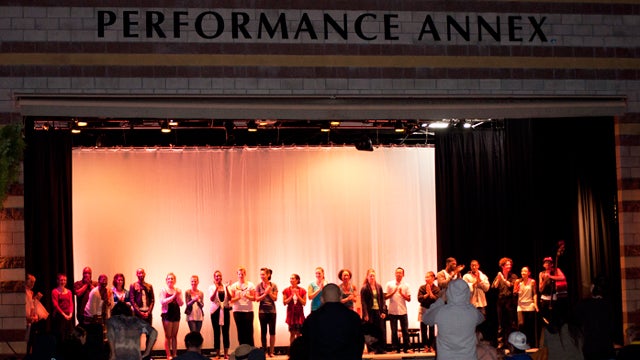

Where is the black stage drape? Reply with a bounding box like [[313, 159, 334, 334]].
[[435, 117, 621, 343], [24, 118, 74, 310]]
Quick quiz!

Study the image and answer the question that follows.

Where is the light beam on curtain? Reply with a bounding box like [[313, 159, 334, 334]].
[[72, 146, 437, 349]]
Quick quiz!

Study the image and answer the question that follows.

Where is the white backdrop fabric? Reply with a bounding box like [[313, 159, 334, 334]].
[[72, 146, 437, 350]]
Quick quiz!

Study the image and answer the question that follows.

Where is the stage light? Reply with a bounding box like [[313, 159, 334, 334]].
[[160, 120, 171, 133], [429, 121, 449, 129], [247, 120, 258, 132], [394, 120, 405, 133], [71, 121, 81, 134]]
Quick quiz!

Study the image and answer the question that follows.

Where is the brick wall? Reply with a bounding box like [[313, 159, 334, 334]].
[[617, 113, 640, 335], [0, 164, 25, 355]]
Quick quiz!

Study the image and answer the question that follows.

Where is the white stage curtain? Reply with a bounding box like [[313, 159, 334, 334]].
[[72, 146, 437, 349]]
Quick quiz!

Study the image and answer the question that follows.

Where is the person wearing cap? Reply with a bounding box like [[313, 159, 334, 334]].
[[538, 256, 566, 330], [423, 279, 484, 360], [229, 344, 266, 360], [505, 331, 532, 359]]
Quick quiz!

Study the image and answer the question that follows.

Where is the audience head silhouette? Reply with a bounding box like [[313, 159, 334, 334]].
[[321, 283, 341, 304]]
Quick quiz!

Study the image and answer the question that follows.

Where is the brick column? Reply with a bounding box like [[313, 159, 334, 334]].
[[616, 114, 640, 341], [0, 164, 26, 356]]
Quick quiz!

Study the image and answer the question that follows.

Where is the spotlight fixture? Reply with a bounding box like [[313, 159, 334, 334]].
[[70, 121, 81, 134], [160, 120, 171, 133], [247, 120, 258, 132], [394, 120, 405, 133], [429, 121, 449, 129]]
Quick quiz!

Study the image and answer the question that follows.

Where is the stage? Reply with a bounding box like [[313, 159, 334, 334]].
[[184, 351, 437, 359]]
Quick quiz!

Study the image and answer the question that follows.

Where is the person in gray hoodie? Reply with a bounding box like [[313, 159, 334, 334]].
[[422, 278, 485, 359]]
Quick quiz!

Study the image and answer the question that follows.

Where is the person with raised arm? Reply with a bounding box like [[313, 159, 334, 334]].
[[229, 267, 256, 346], [308, 267, 327, 312], [209, 270, 231, 359], [255, 268, 278, 357], [129, 268, 155, 325], [160, 272, 184, 359], [283, 273, 306, 345], [492, 257, 518, 352], [417, 271, 439, 353], [437, 257, 465, 299], [385, 267, 412, 354]]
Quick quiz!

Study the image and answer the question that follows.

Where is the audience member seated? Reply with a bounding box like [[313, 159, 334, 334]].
[[230, 344, 266, 360], [544, 323, 582, 360], [422, 278, 484, 359], [505, 331, 532, 360], [476, 332, 497, 360], [174, 331, 209, 360], [288, 336, 309, 360], [571, 276, 615, 360], [301, 283, 365, 360], [57, 325, 88, 360], [107, 301, 158, 360], [618, 324, 640, 360]]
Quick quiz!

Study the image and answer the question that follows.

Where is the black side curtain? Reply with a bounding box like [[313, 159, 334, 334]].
[[23, 118, 74, 309], [435, 117, 621, 342]]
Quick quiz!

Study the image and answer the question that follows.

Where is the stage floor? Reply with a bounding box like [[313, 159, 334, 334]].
[[178, 349, 437, 359]]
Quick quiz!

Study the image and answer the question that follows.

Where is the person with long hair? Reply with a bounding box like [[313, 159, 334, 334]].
[[185, 275, 205, 333], [112, 273, 131, 309], [51, 273, 74, 344], [209, 270, 231, 359], [229, 267, 256, 346], [514, 266, 538, 349], [255, 268, 278, 357], [308, 267, 327, 312], [283, 273, 306, 344], [360, 268, 387, 354], [160, 272, 184, 359]]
